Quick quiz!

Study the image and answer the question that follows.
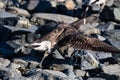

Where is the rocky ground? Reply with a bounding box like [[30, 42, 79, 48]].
[[0, 0, 120, 80]]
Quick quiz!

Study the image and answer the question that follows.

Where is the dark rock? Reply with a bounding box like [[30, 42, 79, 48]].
[[0, 11, 18, 26], [24, 0, 52, 13], [96, 22, 115, 31], [102, 30, 120, 41], [25, 69, 74, 80]]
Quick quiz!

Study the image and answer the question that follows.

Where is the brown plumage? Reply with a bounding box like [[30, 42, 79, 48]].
[[25, 15, 120, 68]]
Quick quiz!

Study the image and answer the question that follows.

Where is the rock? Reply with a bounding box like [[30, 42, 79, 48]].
[[100, 64, 120, 79], [7, 7, 30, 17], [86, 77, 106, 80], [64, 0, 75, 10], [74, 69, 86, 77], [102, 30, 120, 41], [114, 0, 120, 7], [16, 17, 31, 28], [106, 0, 114, 7], [80, 23, 100, 35], [107, 40, 120, 49], [96, 22, 115, 31], [74, 50, 112, 70], [0, 2, 5, 9], [0, 57, 10, 67], [0, 65, 25, 80], [32, 13, 78, 24], [0, 11, 18, 26], [101, 64, 120, 74], [26, 69, 74, 80], [113, 8, 120, 21], [25, 0, 52, 12]]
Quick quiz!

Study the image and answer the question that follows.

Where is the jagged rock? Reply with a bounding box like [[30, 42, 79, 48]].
[[74, 69, 86, 77], [80, 23, 100, 35], [7, 7, 30, 17], [32, 13, 78, 24], [0, 11, 18, 26], [26, 69, 74, 80], [87, 77, 106, 80], [74, 50, 112, 70], [0, 57, 10, 67], [101, 64, 120, 74], [102, 30, 120, 41], [0, 65, 24, 80], [114, 0, 120, 7], [113, 8, 120, 21], [96, 22, 115, 31], [100, 64, 120, 80], [16, 17, 31, 28]]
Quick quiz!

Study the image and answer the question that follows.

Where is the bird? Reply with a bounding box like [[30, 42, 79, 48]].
[[25, 21, 120, 68]]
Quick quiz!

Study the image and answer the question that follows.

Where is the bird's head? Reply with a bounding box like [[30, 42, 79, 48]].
[[25, 41, 52, 52]]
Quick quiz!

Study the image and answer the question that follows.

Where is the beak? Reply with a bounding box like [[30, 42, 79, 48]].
[[24, 43, 40, 48]]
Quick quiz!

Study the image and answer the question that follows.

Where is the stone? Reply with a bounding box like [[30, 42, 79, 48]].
[[106, 0, 114, 7], [80, 23, 100, 35], [7, 7, 30, 17], [96, 22, 115, 31], [64, 0, 75, 10], [113, 8, 120, 21], [0, 11, 18, 26], [114, 0, 120, 7], [74, 69, 86, 77], [102, 64, 120, 74], [26, 69, 75, 80], [102, 30, 120, 41], [87, 77, 106, 80], [32, 13, 78, 24], [0, 2, 5, 9], [25, 0, 52, 12], [0, 57, 10, 67]]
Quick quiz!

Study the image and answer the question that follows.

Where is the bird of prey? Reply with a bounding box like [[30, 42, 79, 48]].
[[25, 21, 120, 68]]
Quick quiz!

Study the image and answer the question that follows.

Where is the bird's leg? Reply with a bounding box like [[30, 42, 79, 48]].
[[39, 51, 49, 68]]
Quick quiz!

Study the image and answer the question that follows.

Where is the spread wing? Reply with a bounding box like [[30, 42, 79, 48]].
[[57, 32, 120, 53]]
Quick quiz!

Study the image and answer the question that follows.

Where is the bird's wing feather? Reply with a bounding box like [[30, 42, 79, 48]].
[[57, 32, 120, 53]]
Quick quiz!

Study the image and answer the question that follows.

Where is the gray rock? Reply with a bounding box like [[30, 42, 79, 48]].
[[106, 0, 114, 7], [0, 57, 10, 67], [101, 64, 120, 75], [0, 65, 25, 80], [0, 11, 16, 18], [0, 11, 18, 26], [32, 13, 78, 24], [7, 7, 30, 17], [87, 77, 105, 80], [96, 23, 115, 31], [74, 50, 112, 70], [102, 30, 120, 41], [114, 0, 120, 7], [27, 69, 75, 80], [74, 69, 86, 77], [113, 8, 120, 21]]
